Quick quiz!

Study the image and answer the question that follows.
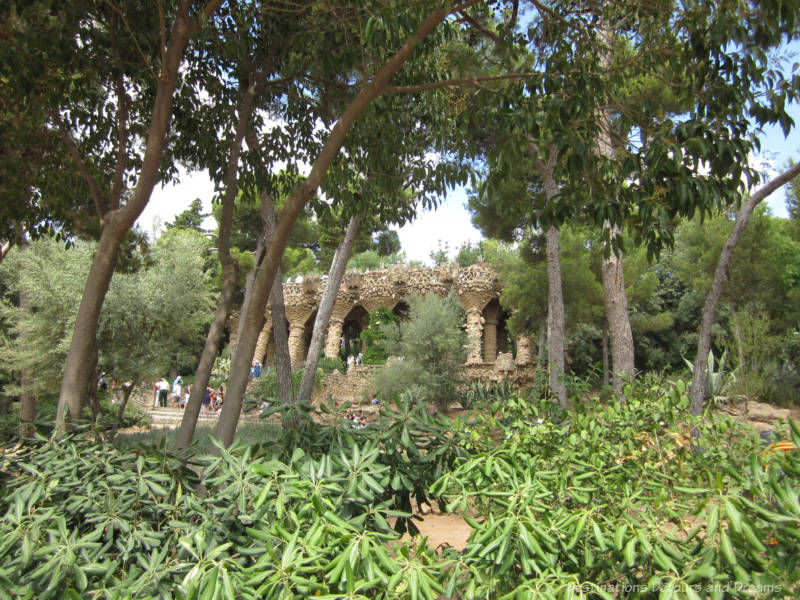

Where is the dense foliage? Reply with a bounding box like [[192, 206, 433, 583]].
[[373, 294, 466, 411], [1, 381, 799, 598]]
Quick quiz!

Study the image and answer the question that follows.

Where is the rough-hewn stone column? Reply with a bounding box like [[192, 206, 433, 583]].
[[324, 316, 344, 358], [465, 307, 484, 365], [253, 316, 272, 365], [483, 314, 498, 363], [287, 322, 306, 367], [515, 335, 533, 366]]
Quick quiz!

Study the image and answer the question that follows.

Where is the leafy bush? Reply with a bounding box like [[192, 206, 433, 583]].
[[2, 379, 799, 599], [357, 306, 401, 365], [373, 293, 466, 411], [318, 354, 345, 374]]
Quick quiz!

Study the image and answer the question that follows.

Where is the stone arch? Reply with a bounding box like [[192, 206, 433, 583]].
[[392, 300, 410, 319], [482, 298, 512, 363], [342, 305, 369, 360]]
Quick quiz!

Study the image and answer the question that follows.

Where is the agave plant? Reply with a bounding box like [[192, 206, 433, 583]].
[[684, 349, 736, 405]]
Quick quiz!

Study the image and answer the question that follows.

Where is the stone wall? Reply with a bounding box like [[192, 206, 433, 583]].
[[228, 262, 537, 370], [311, 362, 538, 408]]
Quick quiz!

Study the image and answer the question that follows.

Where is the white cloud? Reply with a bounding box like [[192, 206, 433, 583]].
[[136, 169, 216, 239], [396, 187, 482, 265]]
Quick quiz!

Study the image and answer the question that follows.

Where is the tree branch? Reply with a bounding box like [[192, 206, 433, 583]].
[[54, 113, 107, 222], [102, 0, 158, 80], [457, 11, 499, 43], [384, 72, 536, 94], [110, 75, 129, 211], [529, 0, 590, 39]]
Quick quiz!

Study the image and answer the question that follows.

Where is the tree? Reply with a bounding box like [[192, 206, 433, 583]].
[[167, 199, 208, 232], [373, 293, 466, 412], [689, 162, 800, 415], [0, 230, 213, 433], [50, 0, 225, 433], [215, 0, 486, 446]]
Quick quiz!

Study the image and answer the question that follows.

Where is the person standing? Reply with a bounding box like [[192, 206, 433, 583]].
[[172, 377, 182, 407], [157, 377, 169, 408]]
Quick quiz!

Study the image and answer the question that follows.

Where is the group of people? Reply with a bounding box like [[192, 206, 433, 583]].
[[345, 352, 363, 370], [344, 408, 367, 429], [151, 377, 224, 415], [153, 377, 184, 408]]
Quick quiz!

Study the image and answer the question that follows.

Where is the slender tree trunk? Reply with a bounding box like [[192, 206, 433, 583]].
[[690, 161, 800, 414], [536, 145, 567, 408], [260, 191, 294, 414], [175, 75, 261, 449], [215, 3, 459, 446], [595, 21, 635, 399], [601, 226, 635, 397], [114, 383, 134, 434], [270, 269, 294, 407], [297, 216, 360, 406], [55, 5, 224, 434], [176, 264, 238, 448], [545, 225, 567, 408], [536, 321, 547, 369]]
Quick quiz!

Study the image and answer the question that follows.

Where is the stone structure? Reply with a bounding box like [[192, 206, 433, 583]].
[[228, 263, 536, 384]]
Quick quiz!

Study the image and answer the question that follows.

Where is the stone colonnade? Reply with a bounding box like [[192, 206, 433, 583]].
[[228, 263, 534, 368]]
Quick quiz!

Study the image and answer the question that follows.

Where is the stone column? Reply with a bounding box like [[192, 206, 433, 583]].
[[253, 316, 272, 366], [465, 307, 484, 365], [515, 335, 534, 366], [287, 322, 306, 367], [483, 314, 498, 363], [324, 317, 344, 359]]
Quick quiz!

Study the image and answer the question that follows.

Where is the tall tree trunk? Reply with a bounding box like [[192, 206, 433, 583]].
[[537, 145, 567, 408], [175, 75, 261, 449], [261, 191, 295, 415], [545, 226, 567, 408], [269, 269, 294, 411], [297, 216, 360, 406], [690, 161, 800, 415], [55, 4, 224, 434], [215, 3, 459, 446], [601, 226, 635, 397], [595, 20, 635, 398], [114, 382, 135, 434]]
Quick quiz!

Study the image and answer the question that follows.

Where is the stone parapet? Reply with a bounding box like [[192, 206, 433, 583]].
[[310, 363, 538, 407]]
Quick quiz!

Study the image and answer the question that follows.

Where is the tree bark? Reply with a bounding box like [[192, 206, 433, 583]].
[[601, 225, 635, 397], [536, 145, 567, 408], [545, 225, 567, 408], [114, 382, 135, 434], [269, 269, 294, 409], [214, 2, 462, 446], [175, 75, 261, 449], [260, 191, 294, 415], [55, 3, 224, 434], [595, 21, 635, 399], [690, 161, 800, 414], [297, 216, 360, 406]]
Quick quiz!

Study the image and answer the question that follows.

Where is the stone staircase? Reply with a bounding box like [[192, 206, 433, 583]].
[[147, 407, 220, 429]]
